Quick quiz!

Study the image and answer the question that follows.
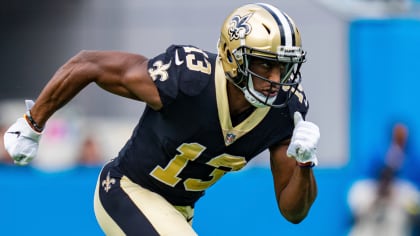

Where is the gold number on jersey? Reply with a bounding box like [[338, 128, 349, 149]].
[[184, 152, 246, 191], [150, 143, 247, 191], [184, 46, 212, 75], [150, 143, 205, 187], [282, 84, 305, 104]]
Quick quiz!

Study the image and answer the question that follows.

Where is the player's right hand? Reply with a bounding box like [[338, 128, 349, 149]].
[[286, 112, 320, 166], [3, 117, 42, 165]]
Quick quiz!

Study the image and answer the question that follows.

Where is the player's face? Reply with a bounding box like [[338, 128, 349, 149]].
[[249, 58, 286, 98]]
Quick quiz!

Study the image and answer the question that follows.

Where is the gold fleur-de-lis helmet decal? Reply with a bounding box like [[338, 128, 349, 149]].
[[101, 171, 116, 193], [148, 60, 172, 82]]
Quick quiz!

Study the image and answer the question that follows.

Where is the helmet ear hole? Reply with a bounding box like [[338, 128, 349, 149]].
[[226, 49, 233, 63]]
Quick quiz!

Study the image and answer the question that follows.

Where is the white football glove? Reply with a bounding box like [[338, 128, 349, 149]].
[[287, 112, 320, 166], [3, 100, 42, 165]]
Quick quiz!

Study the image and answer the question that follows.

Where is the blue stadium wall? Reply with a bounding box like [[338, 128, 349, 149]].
[[1, 18, 420, 236], [348, 18, 420, 182]]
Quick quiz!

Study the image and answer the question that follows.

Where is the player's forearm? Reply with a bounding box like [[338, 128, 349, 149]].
[[278, 167, 317, 224], [29, 52, 96, 127]]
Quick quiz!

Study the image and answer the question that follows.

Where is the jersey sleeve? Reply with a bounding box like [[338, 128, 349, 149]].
[[147, 45, 212, 108], [287, 83, 310, 120]]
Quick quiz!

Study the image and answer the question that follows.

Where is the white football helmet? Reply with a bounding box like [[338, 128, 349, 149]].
[[218, 3, 306, 108]]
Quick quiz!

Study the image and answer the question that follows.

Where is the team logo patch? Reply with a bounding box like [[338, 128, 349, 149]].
[[148, 60, 172, 82], [101, 171, 116, 193], [228, 13, 253, 41], [225, 132, 237, 145]]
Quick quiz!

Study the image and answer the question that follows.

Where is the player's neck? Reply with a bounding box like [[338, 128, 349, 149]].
[[226, 82, 253, 117]]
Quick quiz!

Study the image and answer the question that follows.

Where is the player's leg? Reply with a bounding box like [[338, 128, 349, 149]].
[[93, 162, 197, 235], [93, 180, 129, 236]]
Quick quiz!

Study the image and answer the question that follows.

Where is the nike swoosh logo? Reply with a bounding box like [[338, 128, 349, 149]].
[[175, 49, 184, 66], [7, 131, 21, 138]]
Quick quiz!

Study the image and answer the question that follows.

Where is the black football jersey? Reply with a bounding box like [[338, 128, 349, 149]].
[[114, 45, 309, 206]]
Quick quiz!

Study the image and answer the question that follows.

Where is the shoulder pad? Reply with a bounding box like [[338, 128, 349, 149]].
[[171, 45, 215, 96], [147, 45, 215, 103]]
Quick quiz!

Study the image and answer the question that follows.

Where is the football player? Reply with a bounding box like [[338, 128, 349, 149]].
[[4, 3, 320, 235]]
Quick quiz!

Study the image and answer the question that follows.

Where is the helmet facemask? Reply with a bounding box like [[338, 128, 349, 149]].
[[231, 45, 305, 108]]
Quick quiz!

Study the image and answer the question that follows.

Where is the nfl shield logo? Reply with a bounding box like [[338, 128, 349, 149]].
[[225, 133, 236, 145]]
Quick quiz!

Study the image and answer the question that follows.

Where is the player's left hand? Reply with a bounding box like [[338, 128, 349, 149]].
[[3, 100, 42, 165], [287, 112, 320, 166]]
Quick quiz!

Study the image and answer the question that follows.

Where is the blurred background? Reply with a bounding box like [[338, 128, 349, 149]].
[[1, 0, 420, 235]]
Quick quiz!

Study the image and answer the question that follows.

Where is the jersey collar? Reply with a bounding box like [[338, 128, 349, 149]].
[[215, 58, 271, 146]]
